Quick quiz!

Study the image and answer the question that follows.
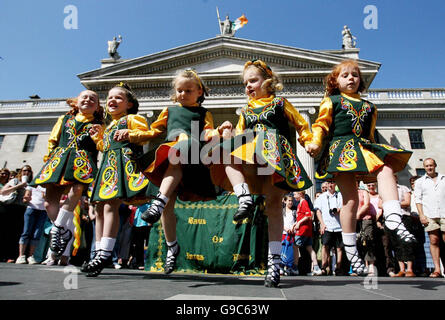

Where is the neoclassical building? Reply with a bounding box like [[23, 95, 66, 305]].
[[1, 35, 444, 197]]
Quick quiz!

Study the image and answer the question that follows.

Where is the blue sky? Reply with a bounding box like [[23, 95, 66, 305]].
[[1, 0, 444, 100]]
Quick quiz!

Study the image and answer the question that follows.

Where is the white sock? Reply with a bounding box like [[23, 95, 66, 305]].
[[54, 208, 73, 227], [268, 241, 281, 257], [65, 215, 75, 234], [166, 240, 178, 257], [95, 241, 101, 252], [233, 183, 253, 207], [152, 192, 169, 214], [342, 232, 359, 262], [62, 235, 74, 257], [99, 237, 116, 258], [382, 200, 404, 230]]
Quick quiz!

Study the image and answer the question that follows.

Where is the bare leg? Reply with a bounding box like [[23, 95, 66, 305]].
[[60, 184, 85, 212], [159, 163, 182, 198], [102, 198, 122, 238], [142, 163, 182, 224], [335, 172, 365, 274], [161, 190, 180, 275], [263, 179, 285, 287], [44, 184, 65, 222], [335, 172, 358, 233], [161, 191, 178, 243], [376, 165, 399, 202]]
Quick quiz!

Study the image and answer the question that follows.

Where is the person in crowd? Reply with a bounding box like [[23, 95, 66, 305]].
[[409, 176, 428, 276], [414, 158, 445, 278], [129, 203, 152, 270], [356, 182, 377, 275], [0, 165, 33, 262], [392, 177, 416, 277], [314, 181, 344, 275], [15, 182, 47, 265], [293, 191, 322, 275]]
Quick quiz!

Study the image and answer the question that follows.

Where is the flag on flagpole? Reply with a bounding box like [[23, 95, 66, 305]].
[[233, 14, 248, 31]]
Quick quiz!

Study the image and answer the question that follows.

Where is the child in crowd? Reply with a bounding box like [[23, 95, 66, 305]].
[[86, 83, 151, 277], [31, 90, 103, 262], [139, 69, 230, 274], [293, 191, 322, 276], [306, 59, 415, 275], [212, 59, 314, 287], [282, 195, 299, 275]]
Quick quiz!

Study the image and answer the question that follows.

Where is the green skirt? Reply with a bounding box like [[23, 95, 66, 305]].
[[316, 135, 412, 182], [212, 129, 312, 192], [91, 147, 150, 203], [32, 147, 97, 186]]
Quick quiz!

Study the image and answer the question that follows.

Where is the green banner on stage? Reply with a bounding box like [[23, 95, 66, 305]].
[[145, 194, 269, 275]]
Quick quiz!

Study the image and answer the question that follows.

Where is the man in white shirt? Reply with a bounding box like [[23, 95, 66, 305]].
[[414, 158, 445, 278], [314, 182, 343, 275]]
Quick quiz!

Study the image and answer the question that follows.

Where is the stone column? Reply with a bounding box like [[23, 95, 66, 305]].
[[295, 108, 316, 201]]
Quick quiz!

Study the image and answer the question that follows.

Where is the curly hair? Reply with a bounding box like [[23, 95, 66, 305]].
[[170, 69, 209, 105], [66, 90, 104, 124], [324, 60, 365, 96], [243, 59, 283, 95]]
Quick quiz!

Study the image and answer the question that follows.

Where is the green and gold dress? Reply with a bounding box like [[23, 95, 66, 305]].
[[312, 92, 412, 182], [212, 95, 313, 193], [140, 104, 220, 201], [32, 113, 99, 187], [90, 113, 151, 203]]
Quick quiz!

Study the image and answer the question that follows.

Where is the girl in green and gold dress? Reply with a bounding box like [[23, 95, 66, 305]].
[[139, 69, 231, 274], [32, 90, 103, 261], [85, 83, 151, 277], [212, 60, 314, 287], [306, 60, 416, 275]]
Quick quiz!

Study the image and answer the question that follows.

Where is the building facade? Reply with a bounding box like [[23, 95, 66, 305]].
[[1, 36, 444, 197]]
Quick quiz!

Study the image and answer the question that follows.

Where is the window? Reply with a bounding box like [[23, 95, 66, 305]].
[[416, 168, 426, 177], [0, 135, 4, 149], [408, 129, 425, 149], [23, 135, 38, 152]]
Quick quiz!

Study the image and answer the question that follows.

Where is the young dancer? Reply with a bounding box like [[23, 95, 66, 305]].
[[86, 83, 151, 277], [306, 59, 416, 275], [31, 90, 103, 262], [139, 69, 231, 274], [212, 59, 314, 287]]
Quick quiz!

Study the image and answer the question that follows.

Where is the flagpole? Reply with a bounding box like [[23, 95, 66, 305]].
[[216, 6, 222, 35]]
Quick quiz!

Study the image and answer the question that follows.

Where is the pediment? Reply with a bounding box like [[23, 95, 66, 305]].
[[79, 36, 379, 80], [78, 36, 380, 101]]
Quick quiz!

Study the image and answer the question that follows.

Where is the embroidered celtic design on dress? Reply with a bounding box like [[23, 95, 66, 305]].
[[376, 143, 404, 152], [261, 130, 281, 170], [73, 150, 94, 183], [122, 148, 149, 192], [35, 147, 64, 183], [99, 150, 119, 199], [340, 97, 371, 137], [243, 97, 282, 127], [337, 138, 357, 171], [280, 136, 304, 189]]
